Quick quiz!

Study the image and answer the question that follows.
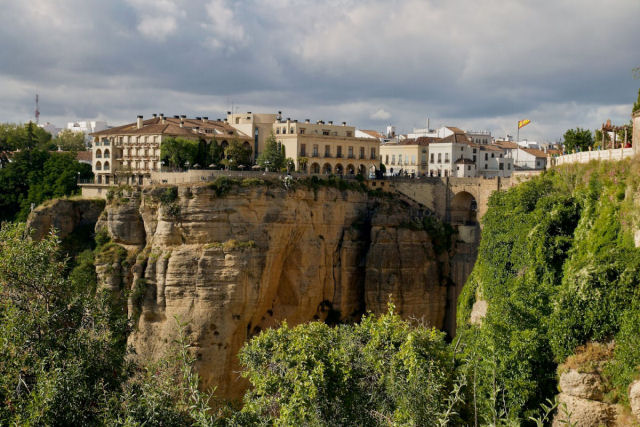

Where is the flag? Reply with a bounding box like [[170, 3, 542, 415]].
[[518, 119, 531, 129]]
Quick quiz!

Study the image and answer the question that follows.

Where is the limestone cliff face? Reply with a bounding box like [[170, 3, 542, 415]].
[[93, 182, 464, 399], [26, 198, 105, 241]]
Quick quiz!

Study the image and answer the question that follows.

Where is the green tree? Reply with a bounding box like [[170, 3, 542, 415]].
[[160, 137, 198, 169], [256, 133, 285, 171], [238, 305, 456, 426], [0, 122, 52, 151], [563, 127, 593, 152], [633, 88, 640, 114], [222, 138, 252, 170], [0, 222, 128, 425], [208, 137, 224, 167], [54, 129, 86, 152]]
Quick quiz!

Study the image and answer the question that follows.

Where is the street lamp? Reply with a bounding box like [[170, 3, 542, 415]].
[[265, 160, 270, 172], [184, 160, 190, 171], [76, 171, 81, 184]]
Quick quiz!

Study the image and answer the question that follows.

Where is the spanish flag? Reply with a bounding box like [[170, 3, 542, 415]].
[[518, 119, 531, 129]]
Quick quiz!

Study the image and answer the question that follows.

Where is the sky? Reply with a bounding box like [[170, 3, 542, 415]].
[[1, 0, 639, 142]]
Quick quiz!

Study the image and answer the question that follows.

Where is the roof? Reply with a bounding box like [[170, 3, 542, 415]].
[[547, 149, 563, 156], [91, 116, 251, 139], [494, 141, 519, 149], [446, 126, 466, 134], [440, 132, 471, 144], [76, 151, 92, 162], [521, 147, 548, 158], [359, 129, 385, 139], [478, 144, 503, 152]]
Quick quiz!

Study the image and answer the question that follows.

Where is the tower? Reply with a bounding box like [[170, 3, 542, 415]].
[[34, 94, 40, 124]]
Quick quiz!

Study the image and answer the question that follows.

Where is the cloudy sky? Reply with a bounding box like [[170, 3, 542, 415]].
[[1, 0, 639, 141]]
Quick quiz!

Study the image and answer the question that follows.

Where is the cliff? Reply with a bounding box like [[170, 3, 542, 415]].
[[90, 179, 471, 399]]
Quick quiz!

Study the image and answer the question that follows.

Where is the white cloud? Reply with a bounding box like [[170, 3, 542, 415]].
[[203, 0, 246, 51], [126, 0, 185, 41], [370, 108, 391, 120]]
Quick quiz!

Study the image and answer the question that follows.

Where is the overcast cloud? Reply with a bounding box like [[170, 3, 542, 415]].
[[1, 0, 639, 141]]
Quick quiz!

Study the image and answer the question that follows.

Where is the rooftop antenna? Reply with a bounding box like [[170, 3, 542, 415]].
[[35, 93, 40, 124]]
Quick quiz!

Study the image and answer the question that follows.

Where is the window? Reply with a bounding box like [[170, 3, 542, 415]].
[[430, 153, 434, 163], [348, 146, 354, 158], [499, 163, 504, 170], [485, 153, 488, 161], [411, 155, 416, 164], [299, 128, 305, 134], [312, 144, 319, 157], [460, 146, 464, 151], [468, 165, 471, 171], [235, 117, 240, 124], [371, 147, 376, 159], [282, 128, 286, 134], [473, 155, 476, 162], [485, 164, 488, 169], [392, 154, 396, 164], [385, 154, 389, 164], [360, 147, 365, 159], [437, 153, 441, 163], [499, 154, 503, 158], [444, 153, 449, 163], [421, 153, 427, 163], [325, 145, 331, 157], [473, 148, 477, 153], [300, 143, 306, 156], [457, 166, 460, 171], [491, 153, 495, 158], [508, 163, 511, 170], [276, 128, 280, 134], [398, 154, 402, 164], [322, 130, 330, 136], [337, 146, 343, 158], [346, 131, 353, 137]]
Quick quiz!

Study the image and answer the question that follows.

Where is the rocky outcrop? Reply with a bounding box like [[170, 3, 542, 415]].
[[630, 381, 640, 421], [95, 182, 470, 399], [26, 198, 105, 240], [552, 343, 638, 427]]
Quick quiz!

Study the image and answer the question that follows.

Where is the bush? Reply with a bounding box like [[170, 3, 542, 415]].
[[158, 186, 178, 204], [238, 304, 456, 425]]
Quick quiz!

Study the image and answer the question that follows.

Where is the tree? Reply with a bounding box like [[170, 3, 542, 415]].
[[563, 127, 593, 152], [0, 122, 52, 151], [160, 137, 198, 169], [208, 138, 224, 166], [238, 304, 456, 426], [54, 129, 86, 152], [256, 133, 285, 171], [223, 138, 252, 170]]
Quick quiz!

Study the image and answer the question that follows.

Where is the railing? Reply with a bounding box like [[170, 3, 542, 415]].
[[553, 147, 634, 166]]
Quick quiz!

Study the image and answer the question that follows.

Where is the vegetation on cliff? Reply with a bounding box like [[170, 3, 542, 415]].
[[457, 158, 640, 422]]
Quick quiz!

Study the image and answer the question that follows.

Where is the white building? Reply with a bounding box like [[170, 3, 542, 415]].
[[427, 131, 476, 177], [476, 144, 513, 177], [466, 130, 492, 145], [408, 126, 465, 140], [496, 141, 547, 170], [38, 122, 61, 137], [67, 120, 109, 134]]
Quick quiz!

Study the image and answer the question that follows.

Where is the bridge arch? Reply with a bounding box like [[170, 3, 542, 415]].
[[450, 191, 477, 225]]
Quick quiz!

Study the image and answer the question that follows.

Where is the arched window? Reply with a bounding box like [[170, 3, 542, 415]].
[[95, 161, 102, 171], [96, 149, 102, 158], [103, 161, 110, 170], [311, 163, 320, 174], [104, 149, 110, 157]]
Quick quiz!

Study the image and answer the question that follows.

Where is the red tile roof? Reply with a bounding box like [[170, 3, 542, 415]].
[[521, 148, 548, 158], [91, 117, 250, 139], [76, 151, 92, 162]]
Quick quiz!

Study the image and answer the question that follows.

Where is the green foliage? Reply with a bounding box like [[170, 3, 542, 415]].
[[0, 149, 92, 222], [0, 223, 128, 425], [423, 216, 455, 254], [0, 122, 52, 152], [53, 129, 86, 151], [238, 305, 455, 426], [633, 88, 640, 114], [160, 137, 199, 169], [563, 127, 593, 152], [222, 138, 252, 170], [457, 160, 640, 422], [207, 176, 240, 196], [159, 186, 179, 204], [256, 133, 285, 171]]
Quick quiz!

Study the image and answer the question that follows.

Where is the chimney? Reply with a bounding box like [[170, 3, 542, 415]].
[[305, 119, 310, 124], [227, 111, 231, 115], [194, 126, 200, 133], [196, 116, 201, 121], [160, 113, 165, 124], [286, 118, 291, 123], [247, 111, 252, 114], [202, 116, 208, 123], [136, 115, 143, 129], [152, 113, 157, 118], [342, 121, 346, 126], [328, 121, 333, 125], [180, 115, 186, 119], [173, 115, 180, 119]]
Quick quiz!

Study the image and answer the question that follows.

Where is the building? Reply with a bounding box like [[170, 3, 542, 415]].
[[466, 130, 492, 145], [496, 141, 547, 170], [273, 118, 379, 175], [38, 122, 61, 137], [379, 137, 432, 177], [88, 114, 251, 186], [226, 112, 278, 159], [476, 144, 513, 177], [427, 131, 475, 177]]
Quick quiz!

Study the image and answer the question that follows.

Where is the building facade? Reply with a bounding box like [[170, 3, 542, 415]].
[[88, 114, 251, 186], [273, 119, 379, 175], [380, 138, 431, 177]]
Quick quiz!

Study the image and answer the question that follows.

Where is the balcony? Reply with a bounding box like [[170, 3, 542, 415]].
[[311, 152, 319, 158], [324, 153, 332, 158], [348, 154, 355, 159], [299, 151, 307, 157], [336, 153, 343, 158]]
